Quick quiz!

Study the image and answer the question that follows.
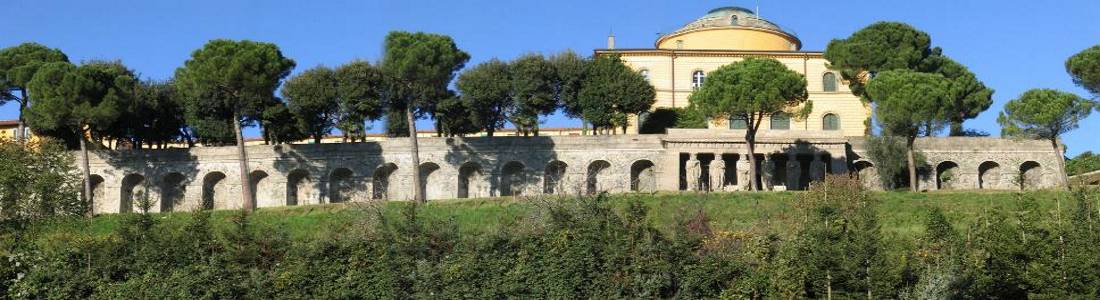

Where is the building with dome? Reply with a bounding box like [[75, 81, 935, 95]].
[[599, 7, 870, 137], [74, 7, 1066, 214]]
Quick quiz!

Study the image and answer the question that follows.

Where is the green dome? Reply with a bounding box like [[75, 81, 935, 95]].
[[666, 6, 797, 40]]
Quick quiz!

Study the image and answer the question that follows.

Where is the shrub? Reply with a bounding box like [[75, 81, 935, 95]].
[[638, 107, 707, 134], [0, 138, 83, 228], [865, 135, 930, 190], [4, 185, 1100, 298], [1067, 151, 1100, 176]]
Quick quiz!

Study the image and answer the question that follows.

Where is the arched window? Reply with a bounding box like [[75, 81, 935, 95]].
[[823, 113, 840, 131], [692, 70, 705, 90], [770, 112, 790, 130], [639, 69, 650, 82], [823, 72, 837, 92], [730, 15, 739, 25], [729, 116, 747, 129]]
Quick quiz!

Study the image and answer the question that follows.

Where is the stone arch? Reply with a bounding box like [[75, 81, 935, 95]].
[[1019, 161, 1042, 190], [586, 160, 612, 195], [630, 160, 656, 192], [159, 172, 187, 212], [852, 160, 877, 189], [500, 161, 526, 197], [120, 174, 146, 213], [978, 161, 1001, 190], [418, 162, 444, 200], [87, 174, 105, 214], [249, 170, 273, 208], [936, 161, 960, 190], [372, 163, 398, 200], [286, 169, 315, 206], [458, 162, 483, 199], [201, 172, 228, 210], [543, 160, 568, 194], [328, 168, 356, 203]]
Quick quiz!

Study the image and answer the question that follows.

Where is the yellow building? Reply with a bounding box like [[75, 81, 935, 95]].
[[0, 120, 35, 142], [597, 6, 871, 137]]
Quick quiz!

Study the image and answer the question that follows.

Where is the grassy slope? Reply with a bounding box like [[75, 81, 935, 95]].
[[28, 190, 1069, 244]]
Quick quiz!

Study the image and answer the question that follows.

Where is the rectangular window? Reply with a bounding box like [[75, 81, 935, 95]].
[[770, 113, 790, 130], [729, 116, 747, 129]]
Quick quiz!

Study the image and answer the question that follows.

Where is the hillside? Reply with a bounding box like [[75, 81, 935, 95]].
[[6, 182, 1098, 299], [30, 190, 1069, 242]]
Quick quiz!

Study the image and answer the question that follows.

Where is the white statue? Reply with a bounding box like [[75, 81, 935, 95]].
[[686, 158, 701, 191], [709, 159, 725, 191]]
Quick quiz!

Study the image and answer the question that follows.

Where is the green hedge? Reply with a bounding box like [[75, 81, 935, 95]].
[[2, 178, 1098, 298]]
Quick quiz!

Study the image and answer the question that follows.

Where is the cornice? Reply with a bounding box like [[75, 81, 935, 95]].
[[595, 48, 824, 59], [654, 26, 802, 50]]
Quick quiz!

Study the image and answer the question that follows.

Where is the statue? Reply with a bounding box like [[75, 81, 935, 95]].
[[686, 158, 701, 191], [761, 157, 774, 190], [786, 158, 801, 190], [810, 155, 827, 182], [709, 159, 725, 191]]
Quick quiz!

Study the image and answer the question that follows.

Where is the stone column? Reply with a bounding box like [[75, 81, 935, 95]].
[[709, 153, 726, 191], [786, 152, 801, 190], [810, 152, 827, 182]]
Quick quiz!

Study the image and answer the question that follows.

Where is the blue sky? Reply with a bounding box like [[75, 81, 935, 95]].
[[2, 0, 1098, 155]]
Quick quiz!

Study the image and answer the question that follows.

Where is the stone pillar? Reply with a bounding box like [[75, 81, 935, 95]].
[[659, 152, 682, 191], [686, 153, 701, 191], [786, 152, 801, 190], [810, 152, 827, 182], [709, 153, 726, 191]]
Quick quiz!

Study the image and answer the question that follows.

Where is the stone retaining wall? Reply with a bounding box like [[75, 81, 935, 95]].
[[82, 132, 1065, 214]]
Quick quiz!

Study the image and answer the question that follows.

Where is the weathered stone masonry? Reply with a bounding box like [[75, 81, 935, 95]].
[[83, 130, 1065, 214]]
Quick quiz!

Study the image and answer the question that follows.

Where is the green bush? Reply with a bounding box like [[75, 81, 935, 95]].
[[1067, 151, 1100, 176], [865, 135, 930, 190], [639, 107, 708, 134], [3, 181, 1099, 298]]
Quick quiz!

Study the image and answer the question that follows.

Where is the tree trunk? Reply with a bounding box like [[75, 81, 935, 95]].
[[233, 115, 253, 211], [406, 106, 424, 203], [533, 123, 540, 137], [907, 137, 918, 192], [1052, 138, 1069, 189], [17, 89, 27, 143], [949, 120, 964, 136], [183, 129, 195, 148], [314, 136, 322, 144], [79, 132, 93, 216], [746, 130, 759, 191]]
